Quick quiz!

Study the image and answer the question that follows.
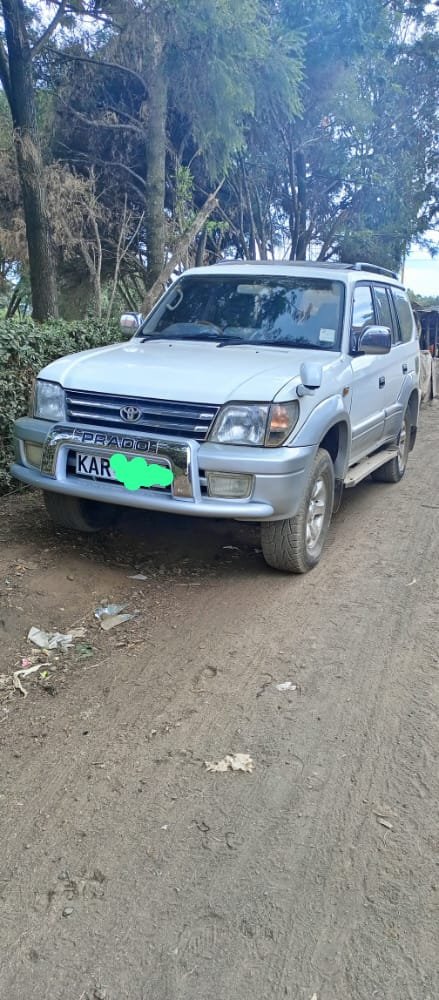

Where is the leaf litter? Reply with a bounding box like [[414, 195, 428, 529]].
[[376, 816, 393, 830], [205, 753, 254, 773], [13, 662, 46, 697]]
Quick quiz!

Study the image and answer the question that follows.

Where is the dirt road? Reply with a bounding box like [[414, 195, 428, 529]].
[[1, 404, 438, 1000]]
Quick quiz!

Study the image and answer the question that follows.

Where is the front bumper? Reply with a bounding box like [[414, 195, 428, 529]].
[[11, 418, 316, 521]]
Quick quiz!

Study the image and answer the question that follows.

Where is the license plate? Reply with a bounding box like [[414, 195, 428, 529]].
[[74, 453, 173, 492], [75, 453, 115, 479]]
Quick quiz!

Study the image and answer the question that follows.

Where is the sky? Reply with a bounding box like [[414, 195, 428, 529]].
[[402, 232, 439, 298]]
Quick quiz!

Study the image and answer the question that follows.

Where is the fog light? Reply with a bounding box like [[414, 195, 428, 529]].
[[207, 472, 253, 499], [24, 443, 43, 468]]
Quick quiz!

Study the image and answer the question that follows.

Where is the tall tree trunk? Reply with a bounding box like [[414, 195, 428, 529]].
[[195, 224, 208, 267], [144, 36, 167, 289], [254, 188, 267, 258], [1, 0, 58, 321], [286, 136, 299, 260], [295, 149, 308, 260], [6, 285, 23, 318], [89, 215, 102, 320]]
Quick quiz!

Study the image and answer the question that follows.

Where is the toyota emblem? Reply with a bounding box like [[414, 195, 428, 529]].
[[120, 405, 142, 423]]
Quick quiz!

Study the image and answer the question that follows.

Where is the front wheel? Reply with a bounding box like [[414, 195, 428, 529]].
[[261, 448, 335, 574], [371, 410, 411, 484], [43, 492, 120, 533]]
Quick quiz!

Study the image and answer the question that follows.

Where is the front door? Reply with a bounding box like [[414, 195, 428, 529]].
[[371, 283, 405, 440], [349, 283, 388, 463]]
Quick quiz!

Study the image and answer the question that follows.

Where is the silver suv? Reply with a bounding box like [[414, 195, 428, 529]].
[[12, 260, 419, 573]]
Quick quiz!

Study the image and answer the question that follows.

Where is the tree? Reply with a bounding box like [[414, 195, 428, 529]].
[[0, 0, 436, 320], [0, 1, 68, 319], [213, 0, 438, 269], [50, 0, 303, 305], [330, 23, 439, 269]]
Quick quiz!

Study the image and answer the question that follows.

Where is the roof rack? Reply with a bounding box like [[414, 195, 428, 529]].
[[349, 262, 399, 280], [211, 259, 399, 279]]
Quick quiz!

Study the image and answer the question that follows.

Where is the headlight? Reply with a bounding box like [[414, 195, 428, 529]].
[[33, 380, 66, 421], [209, 401, 299, 447]]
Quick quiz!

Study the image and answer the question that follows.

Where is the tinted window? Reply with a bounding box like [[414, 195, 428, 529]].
[[351, 285, 374, 333], [392, 288, 415, 343], [140, 276, 345, 351], [373, 285, 394, 336]]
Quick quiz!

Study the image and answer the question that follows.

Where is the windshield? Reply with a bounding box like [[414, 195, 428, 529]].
[[138, 275, 344, 351]]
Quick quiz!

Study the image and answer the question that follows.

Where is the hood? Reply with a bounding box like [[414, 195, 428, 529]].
[[40, 338, 338, 404]]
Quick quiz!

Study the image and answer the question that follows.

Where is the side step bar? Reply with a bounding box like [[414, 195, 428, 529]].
[[344, 449, 398, 488]]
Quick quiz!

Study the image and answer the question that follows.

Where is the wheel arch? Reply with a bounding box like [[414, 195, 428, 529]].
[[319, 419, 350, 481], [406, 389, 419, 450]]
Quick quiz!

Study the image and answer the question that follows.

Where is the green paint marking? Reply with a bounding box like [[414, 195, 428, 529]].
[[109, 454, 174, 492]]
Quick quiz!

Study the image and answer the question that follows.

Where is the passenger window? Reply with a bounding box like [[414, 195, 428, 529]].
[[351, 285, 374, 332], [392, 288, 415, 343], [373, 285, 394, 338], [351, 285, 374, 350]]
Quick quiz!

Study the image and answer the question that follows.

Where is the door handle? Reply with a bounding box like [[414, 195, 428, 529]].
[[402, 364, 408, 373], [379, 376, 386, 388]]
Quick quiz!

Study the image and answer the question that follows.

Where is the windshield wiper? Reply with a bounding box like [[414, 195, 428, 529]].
[[140, 321, 226, 343], [139, 334, 179, 342], [255, 339, 331, 350], [215, 337, 248, 348], [139, 331, 222, 343], [216, 337, 318, 349], [139, 333, 333, 350]]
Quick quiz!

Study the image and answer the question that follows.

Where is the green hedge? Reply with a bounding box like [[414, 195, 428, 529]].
[[0, 318, 120, 494]]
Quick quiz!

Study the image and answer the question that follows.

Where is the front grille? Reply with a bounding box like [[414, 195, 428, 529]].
[[65, 390, 219, 442]]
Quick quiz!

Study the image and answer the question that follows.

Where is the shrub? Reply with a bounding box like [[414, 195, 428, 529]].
[[0, 318, 120, 493]]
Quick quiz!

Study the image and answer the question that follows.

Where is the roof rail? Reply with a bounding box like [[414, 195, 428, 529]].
[[210, 259, 400, 280], [212, 259, 350, 269], [350, 262, 399, 280]]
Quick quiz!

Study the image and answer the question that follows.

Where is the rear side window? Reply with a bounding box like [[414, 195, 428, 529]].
[[373, 285, 394, 335], [351, 284, 375, 333], [392, 288, 415, 343]]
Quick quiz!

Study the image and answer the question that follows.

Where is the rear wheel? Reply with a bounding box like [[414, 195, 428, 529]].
[[371, 410, 411, 484], [261, 448, 334, 574], [43, 492, 119, 533]]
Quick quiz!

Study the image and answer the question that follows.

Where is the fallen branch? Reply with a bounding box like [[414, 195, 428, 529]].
[[141, 181, 224, 315]]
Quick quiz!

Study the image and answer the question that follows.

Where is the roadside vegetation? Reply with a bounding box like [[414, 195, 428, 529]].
[[0, 319, 119, 492]]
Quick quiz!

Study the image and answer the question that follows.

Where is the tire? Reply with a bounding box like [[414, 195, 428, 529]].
[[43, 491, 119, 533], [261, 448, 335, 574], [371, 410, 411, 484]]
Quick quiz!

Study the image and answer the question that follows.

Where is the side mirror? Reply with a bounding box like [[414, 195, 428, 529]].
[[357, 326, 391, 355], [297, 362, 322, 397], [120, 312, 143, 337]]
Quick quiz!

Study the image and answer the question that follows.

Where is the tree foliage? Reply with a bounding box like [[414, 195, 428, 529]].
[[0, 0, 437, 319]]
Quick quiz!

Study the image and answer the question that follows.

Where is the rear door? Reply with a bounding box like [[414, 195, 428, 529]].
[[389, 287, 419, 430]]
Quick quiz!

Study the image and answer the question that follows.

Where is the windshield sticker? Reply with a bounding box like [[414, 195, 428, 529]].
[[109, 454, 174, 491], [319, 328, 336, 344]]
